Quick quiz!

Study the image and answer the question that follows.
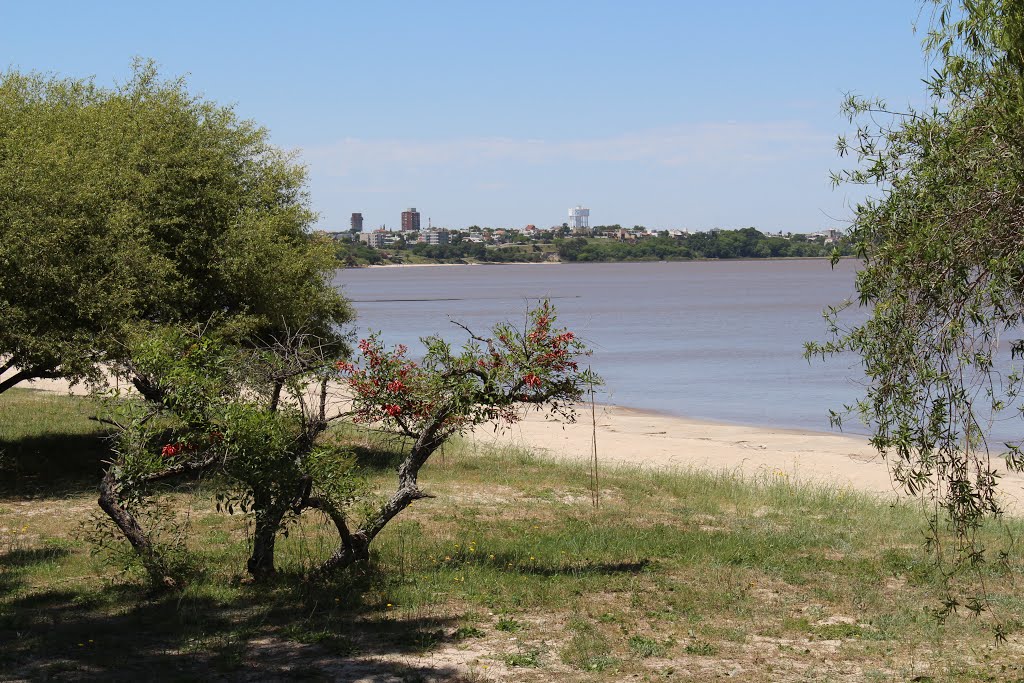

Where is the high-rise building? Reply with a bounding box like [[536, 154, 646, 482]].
[[350, 213, 363, 232], [401, 207, 421, 232], [568, 205, 590, 232]]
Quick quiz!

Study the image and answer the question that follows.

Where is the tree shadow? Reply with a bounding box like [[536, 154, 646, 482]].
[[347, 442, 409, 472], [467, 554, 652, 578], [0, 544, 73, 596], [0, 570, 482, 682], [0, 432, 111, 498]]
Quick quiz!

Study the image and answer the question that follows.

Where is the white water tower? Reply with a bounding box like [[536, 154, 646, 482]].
[[568, 205, 590, 231]]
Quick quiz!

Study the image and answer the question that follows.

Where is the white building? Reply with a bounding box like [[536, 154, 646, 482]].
[[421, 228, 450, 246], [568, 205, 590, 232]]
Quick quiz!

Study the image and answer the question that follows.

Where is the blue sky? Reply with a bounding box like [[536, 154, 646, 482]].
[[3, 1, 932, 232]]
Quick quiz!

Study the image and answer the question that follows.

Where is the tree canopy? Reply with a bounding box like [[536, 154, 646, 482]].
[[0, 60, 352, 393], [808, 0, 1024, 543]]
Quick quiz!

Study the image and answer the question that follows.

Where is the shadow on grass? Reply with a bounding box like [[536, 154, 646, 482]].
[[0, 432, 111, 498], [348, 442, 409, 472], [455, 553, 653, 578], [0, 544, 73, 597], [0, 569, 479, 682], [0, 544, 72, 569]]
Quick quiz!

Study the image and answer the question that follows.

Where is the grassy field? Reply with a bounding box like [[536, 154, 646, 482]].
[[2, 389, 1024, 681]]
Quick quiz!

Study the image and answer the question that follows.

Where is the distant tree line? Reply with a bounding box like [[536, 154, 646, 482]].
[[335, 240, 385, 266], [335, 227, 854, 266], [406, 241, 546, 263], [556, 228, 853, 262]]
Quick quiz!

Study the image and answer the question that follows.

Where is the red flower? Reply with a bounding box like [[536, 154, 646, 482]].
[[335, 360, 355, 373], [384, 404, 402, 417], [161, 443, 181, 458], [523, 373, 542, 388], [386, 379, 406, 392]]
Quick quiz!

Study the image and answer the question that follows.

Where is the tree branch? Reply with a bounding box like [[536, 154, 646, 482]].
[[0, 368, 61, 395]]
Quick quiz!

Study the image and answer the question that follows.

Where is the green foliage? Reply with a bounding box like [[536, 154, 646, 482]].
[[555, 228, 852, 262], [407, 241, 546, 263], [495, 616, 524, 632], [0, 60, 352, 390], [808, 0, 1024, 622], [627, 634, 668, 658], [335, 239, 385, 266], [503, 647, 544, 667], [683, 639, 718, 656], [811, 0, 1024, 530], [98, 325, 364, 579]]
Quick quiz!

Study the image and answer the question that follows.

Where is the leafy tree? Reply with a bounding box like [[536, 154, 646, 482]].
[[98, 302, 597, 583], [0, 60, 352, 394], [325, 299, 597, 571], [808, 0, 1024, 561], [97, 325, 360, 584]]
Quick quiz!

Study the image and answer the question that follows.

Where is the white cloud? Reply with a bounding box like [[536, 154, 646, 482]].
[[303, 121, 832, 177]]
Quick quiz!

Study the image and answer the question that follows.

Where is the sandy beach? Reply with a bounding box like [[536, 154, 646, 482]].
[[9, 370, 1024, 514], [470, 403, 1024, 515], [364, 261, 560, 268]]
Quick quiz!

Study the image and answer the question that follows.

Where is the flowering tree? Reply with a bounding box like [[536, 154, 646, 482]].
[[96, 301, 596, 584], [320, 299, 598, 571]]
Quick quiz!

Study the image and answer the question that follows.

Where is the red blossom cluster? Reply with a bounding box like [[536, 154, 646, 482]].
[[338, 302, 591, 433], [161, 443, 182, 458], [340, 336, 428, 425]]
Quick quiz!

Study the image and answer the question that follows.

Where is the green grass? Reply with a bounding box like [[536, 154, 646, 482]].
[[3, 389, 1024, 681]]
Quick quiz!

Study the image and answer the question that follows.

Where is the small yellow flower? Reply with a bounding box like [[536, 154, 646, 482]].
[[386, 603, 393, 608]]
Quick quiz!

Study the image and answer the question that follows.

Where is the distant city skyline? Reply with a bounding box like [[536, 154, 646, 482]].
[[3, 1, 932, 232]]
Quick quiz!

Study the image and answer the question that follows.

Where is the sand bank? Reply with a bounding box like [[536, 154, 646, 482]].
[[364, 261, 559, 269], [469, 403, 1024, 515]]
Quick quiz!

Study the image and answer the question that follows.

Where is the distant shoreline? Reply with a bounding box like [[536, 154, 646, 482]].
[[353, 256, 854, 269]]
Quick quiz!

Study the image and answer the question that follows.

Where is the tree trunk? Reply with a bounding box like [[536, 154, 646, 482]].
[[97, 468, 176, 587], [247, 501, 285, 579], [317, 432, 442, 576], [269, 380, 283, 413]]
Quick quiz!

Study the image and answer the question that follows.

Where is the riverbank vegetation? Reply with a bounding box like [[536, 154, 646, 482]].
[[3, 389, 1023, 681], [556, 228, 854, 263], [335, 227, 854, 267]]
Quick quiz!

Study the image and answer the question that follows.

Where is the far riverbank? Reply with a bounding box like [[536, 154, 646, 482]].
[[351, 256, 857, 269]]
